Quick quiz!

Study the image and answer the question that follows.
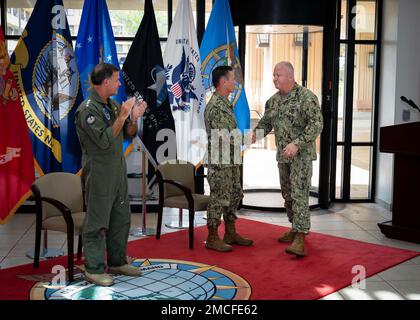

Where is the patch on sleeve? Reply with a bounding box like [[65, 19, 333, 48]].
[[86, 114, 96, 125]]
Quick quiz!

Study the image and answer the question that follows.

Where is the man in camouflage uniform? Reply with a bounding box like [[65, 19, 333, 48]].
[[252, 62, 323, 257], [75, 63, 147, 286], [204, 66, 253, 252]]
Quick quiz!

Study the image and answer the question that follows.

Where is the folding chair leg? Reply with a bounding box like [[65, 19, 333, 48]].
[[188, 207, 195, 250], [156, 204, 163, 239], [67, 233, 74, 283], [77, 235, 83, 260], [33, 227, 42, 268]]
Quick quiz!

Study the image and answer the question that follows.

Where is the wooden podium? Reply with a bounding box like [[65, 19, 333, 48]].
[[378, 121, 420, 243]]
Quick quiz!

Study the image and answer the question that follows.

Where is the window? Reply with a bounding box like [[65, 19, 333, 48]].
[[256, 34, 269, 48], [334, 0, 380, 200]]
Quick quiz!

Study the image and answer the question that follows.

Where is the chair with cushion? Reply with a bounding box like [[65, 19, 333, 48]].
[[31, 172, 85, 282], [155, 160, 209, 249]]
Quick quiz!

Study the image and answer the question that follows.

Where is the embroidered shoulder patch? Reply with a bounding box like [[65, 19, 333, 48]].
[[86, 114, 96, 125]]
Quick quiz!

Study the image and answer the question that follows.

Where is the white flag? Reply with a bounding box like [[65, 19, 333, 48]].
[[163, 0, 206, 166]]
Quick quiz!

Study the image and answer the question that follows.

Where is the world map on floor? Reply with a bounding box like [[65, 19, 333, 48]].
[[29, 258, 252, 300]]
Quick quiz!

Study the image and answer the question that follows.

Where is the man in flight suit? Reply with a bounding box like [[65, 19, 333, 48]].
[[251, 62, 323, 257], [204, 66, 253, 252], [75, 63, 147, 286]]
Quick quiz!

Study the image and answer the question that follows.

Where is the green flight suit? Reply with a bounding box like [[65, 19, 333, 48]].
[[75, 88, 134, 274], [204, 92, 243, 228], [254, 83, 323, 234]]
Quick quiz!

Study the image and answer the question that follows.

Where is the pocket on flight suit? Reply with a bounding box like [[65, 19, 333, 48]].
[[84, 163, 118, 233], [89, 158, 118, 197]]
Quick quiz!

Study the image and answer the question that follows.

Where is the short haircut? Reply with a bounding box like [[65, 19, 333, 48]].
[[212, 65, 233, 88], [90, 63, 119, 85], [277, 61, 294, 77]]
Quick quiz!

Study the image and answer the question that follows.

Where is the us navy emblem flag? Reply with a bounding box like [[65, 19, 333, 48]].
[[10, 0, 83, 175]]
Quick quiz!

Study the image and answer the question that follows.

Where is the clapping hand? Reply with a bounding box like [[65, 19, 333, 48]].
[[131, 100, 147, 122], [120, 97, 136, 120]]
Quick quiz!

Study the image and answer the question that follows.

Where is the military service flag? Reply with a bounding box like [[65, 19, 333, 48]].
[[200, 0, 250, 132], [0, 26, 35, 224], [163, 0, 207, 165], [75, 0, 133, 154], [10, 0, 83, 174], [122, 0, 176, 179], [75, 0, 126, 104]]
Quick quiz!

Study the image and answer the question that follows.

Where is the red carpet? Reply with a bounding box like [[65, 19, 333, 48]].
[[0, 218, 419, 300]]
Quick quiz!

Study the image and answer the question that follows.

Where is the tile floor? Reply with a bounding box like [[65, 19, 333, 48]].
[[1, 202, 419, 300]]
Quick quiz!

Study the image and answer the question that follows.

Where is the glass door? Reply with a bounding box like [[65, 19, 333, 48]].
[[333, 0, 381, 201], [242, 24, 323, 210]]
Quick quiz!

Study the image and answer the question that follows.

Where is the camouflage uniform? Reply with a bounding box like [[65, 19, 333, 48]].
[[204, 92, 243, 228], [254, 83, 323, 234]]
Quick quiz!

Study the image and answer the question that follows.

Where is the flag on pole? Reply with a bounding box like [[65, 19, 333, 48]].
[[75, 0, 132, 153], [122, 0, 176, 180], [200, 0, 250, 132], [10, 0, 83, 175], [163, 0, 207, 165], [0, 26, 35, 224], [75, 0, 126, 103]]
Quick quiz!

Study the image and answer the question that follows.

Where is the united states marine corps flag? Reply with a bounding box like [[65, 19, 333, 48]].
[[10, 0, 83, 175], [0, 26, 35, 224]]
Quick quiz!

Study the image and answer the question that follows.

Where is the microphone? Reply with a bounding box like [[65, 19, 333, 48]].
[[408, 99, 420, 112], [400, 96, 420, 113], [401, 96, 409, 104]]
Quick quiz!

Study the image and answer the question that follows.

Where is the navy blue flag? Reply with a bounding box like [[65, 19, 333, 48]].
[[10, 0, 83, 174], [75, 0, 132, 154]]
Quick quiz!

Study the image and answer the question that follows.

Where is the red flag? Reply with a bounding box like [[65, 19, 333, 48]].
[[0, 26, 35, 224]]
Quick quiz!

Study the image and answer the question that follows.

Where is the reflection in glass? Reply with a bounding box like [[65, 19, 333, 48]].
[[337, 44, 346, 142], [340, 0, 347, 39], [335, 146, 343, 199], [352, 45, 375, 142], [354, 0, 376, 40], [350, 147, 372, 198]]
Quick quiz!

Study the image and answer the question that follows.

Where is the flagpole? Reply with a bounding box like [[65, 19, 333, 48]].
[[129, 144, 155, 237], [141, 150, 148, 230]]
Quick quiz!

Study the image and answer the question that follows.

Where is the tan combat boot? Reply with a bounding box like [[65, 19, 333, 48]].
[[205, 226, 232, 252], [108, 264, 142, 277], [223, 221, 253, 246], [278, 230, 297, 243], [285, 232, 307, 257], [85, 271, 114, 286]]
